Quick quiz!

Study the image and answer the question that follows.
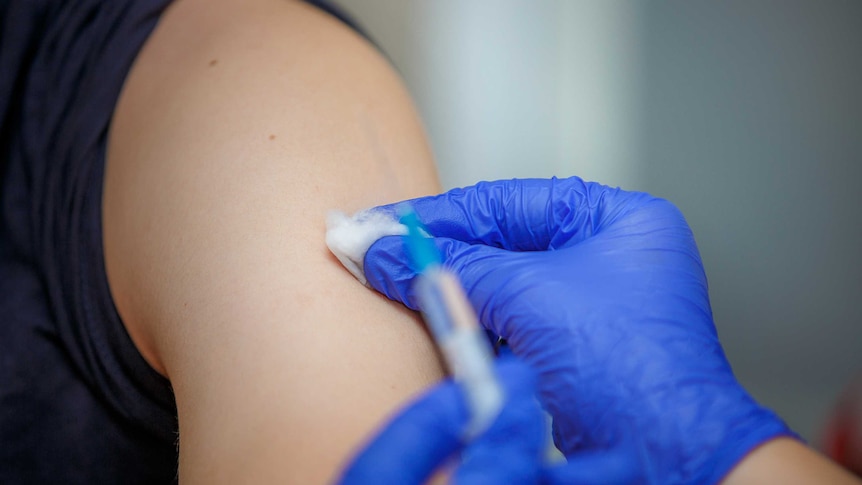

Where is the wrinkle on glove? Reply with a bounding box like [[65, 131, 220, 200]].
[[362, 177, 797, 485]]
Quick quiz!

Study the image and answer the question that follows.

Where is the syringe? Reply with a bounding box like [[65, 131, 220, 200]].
[[399, 207, 504, 438]]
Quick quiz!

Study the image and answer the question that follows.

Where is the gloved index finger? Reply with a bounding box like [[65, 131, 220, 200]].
[[379, 177, 646, 252], [337, 381, 469, 484]]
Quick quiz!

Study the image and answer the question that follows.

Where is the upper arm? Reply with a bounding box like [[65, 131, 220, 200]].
[[103, 0, 445, 481]]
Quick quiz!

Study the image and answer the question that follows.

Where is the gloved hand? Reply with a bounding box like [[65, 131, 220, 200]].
[[338, 358, 638, 484], [363, 177, 795, 484]]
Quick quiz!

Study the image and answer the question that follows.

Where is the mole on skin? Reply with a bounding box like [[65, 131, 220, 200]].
[[208, 59, 218, 67]]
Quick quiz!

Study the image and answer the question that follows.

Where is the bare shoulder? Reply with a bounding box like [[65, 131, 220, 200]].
[[104, 0, 443, 481]]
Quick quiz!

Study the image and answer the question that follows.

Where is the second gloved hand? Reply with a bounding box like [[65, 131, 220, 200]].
[[339, 358, 638, 485], [363, 177, 795, 484]]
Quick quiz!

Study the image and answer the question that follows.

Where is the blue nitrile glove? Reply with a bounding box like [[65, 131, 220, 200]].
[[338, 358, 639, 485], [363, 177, 795, 484]]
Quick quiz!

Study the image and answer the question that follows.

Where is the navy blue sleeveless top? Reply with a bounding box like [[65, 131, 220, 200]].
[[0, 1, 368, 482]]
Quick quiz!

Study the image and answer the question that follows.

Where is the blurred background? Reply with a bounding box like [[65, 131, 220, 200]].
[[333, 0, 862, 443]]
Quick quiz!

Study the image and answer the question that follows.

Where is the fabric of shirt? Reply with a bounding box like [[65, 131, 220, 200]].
[[0, 1, 368, 483]]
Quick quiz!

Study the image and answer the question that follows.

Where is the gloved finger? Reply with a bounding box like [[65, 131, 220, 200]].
[[452, 358, 547, 484], [366, 233, 563, 346], [337, 380, 468, 484], [540, 446, 643, 485], [376, 177, 655, 252], [364, 233, 506, 311]]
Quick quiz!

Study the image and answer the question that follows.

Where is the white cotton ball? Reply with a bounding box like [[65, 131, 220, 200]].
[[325, 209, 408, 286]]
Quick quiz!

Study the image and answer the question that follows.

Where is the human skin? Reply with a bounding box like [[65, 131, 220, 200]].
[[103, 0, 445, 482], [721, 438, 860, 485]]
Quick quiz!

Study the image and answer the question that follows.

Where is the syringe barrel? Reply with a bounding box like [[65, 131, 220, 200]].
[[414, 266, 504, 438]]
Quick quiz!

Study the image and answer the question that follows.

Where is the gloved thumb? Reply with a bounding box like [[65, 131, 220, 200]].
[[540, 429, 647, 485], [540, 448, 643, 485]]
